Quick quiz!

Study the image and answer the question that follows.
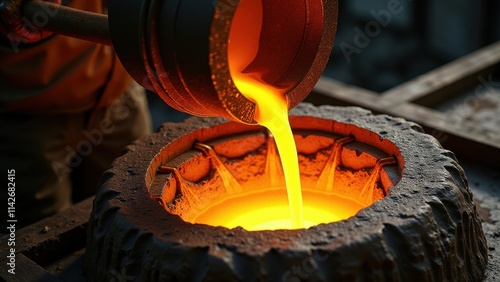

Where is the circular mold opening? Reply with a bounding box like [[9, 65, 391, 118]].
[[153, 126, 400, 231]]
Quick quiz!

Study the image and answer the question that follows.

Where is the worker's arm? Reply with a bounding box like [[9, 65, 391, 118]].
[[0, 0, 61, 43]]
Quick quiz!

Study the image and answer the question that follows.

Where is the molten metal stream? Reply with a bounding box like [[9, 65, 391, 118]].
[[228, 0, 304, 229]]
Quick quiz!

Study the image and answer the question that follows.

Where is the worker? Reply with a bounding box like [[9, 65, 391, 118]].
[[0, 0, 152, 229]]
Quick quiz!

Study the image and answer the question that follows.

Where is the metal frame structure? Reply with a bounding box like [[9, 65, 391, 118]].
[[308, 41, 500, 168]]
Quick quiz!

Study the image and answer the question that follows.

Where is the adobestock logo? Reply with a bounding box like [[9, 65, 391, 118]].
[[340, 0, 408, 63]]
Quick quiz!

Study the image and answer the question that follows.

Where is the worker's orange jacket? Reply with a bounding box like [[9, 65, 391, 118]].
[[0, 0, 131, 114]]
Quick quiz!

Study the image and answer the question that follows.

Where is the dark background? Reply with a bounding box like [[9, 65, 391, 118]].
[[326, 0, 500, 92]]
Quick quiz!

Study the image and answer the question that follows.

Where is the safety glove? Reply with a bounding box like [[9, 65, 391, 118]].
[[0, 0, 61, 43]]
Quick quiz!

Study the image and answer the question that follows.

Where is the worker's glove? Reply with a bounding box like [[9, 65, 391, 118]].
[[0, 0, 61, 44]]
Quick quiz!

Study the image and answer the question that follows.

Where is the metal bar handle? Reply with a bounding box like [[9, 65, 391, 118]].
[[22, 1, 111, 46]]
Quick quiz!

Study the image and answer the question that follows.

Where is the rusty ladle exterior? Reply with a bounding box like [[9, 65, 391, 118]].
[[23, 0, 338, 124]]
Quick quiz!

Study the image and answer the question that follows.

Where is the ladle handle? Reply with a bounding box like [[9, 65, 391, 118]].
[[22, 1, 111, 46]]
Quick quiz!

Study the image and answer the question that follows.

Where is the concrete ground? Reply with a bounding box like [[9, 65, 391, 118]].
[[459, 157, 500, 281]]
